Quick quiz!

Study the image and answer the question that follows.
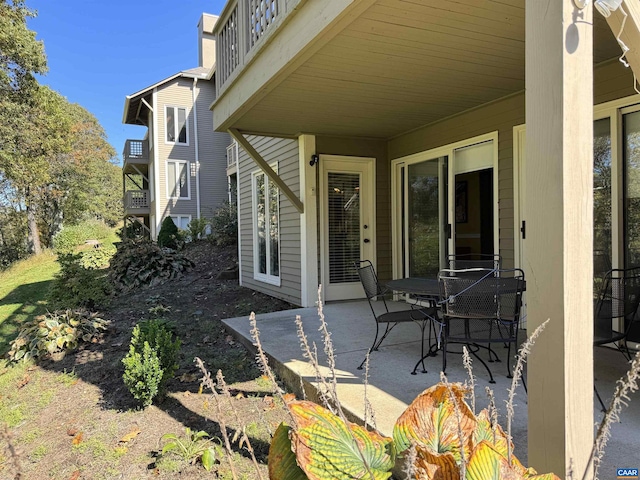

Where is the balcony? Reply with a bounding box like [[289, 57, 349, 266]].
[[123, 139, 149, 165], [124, 190, 150, 215]]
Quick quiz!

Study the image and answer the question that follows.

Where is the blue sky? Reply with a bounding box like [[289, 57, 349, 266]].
[[27, 0, 227, 163]]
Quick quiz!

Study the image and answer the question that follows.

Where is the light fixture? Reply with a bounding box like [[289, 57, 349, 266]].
[[574, 0, 588, 9], [595, 0, 623, 17], [309, 154, 319, 167]]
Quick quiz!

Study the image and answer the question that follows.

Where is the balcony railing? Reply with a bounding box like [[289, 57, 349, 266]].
[[124, 190, 150, 210], [123, 139, 149, 164], [216, 0, 293, 92]]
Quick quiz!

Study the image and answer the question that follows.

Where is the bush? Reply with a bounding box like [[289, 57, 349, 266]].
[[122, 319, 180, 407], [79, 243, 117, 269], [158, 217, 179, 249], [53, 220, 113, 254], [117, 222, 148, 241], [8, 309, 109, 363], [48, 254, 112, 309], [187, 218, 209, 241], [108, 238, 194, 293], [209, 202, 237, 246]]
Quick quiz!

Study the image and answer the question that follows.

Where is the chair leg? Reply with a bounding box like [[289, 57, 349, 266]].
[[411, 320, 428, 375], [506, 342, 513, 378], [469, 343, 496, 384], [594, 384, 606, 412]]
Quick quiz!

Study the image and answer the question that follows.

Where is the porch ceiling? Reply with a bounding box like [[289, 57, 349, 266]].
[[229, 0, 621, 139]]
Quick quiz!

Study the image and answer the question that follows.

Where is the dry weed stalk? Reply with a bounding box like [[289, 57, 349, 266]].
[[295, 314, 333, 411], [363, 353, 378, 431], [194, 357, 239, 480], [440, 371, 466, 480], [583, 350, 640, 480], [216, 370, 265, 480], [485, 386, 499, 445], [401, 444, 417, 479], [462, 346, 476, 414], [1, 424, 22, 480], [250, 312, 297, 427], [505, 318, 549, 465]]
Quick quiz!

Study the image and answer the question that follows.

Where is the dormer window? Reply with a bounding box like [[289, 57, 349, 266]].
[[165, 106, 188, 145]]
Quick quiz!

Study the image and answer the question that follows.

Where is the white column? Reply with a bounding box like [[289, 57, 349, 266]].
[[299, 134, 318, 307], [525, 0, 594, 476]]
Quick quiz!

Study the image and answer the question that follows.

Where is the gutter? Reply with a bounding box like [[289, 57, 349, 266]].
[[192, 78, 201, 219]]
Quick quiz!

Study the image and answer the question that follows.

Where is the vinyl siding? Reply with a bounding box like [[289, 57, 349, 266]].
[[238, 135, 302, 305]]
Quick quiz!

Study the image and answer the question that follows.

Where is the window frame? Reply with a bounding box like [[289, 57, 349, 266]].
[[251, 165, 281, 286], [166, 160, 191, 200], [164, 105, 189, 146], [169, 214, 191, 231]]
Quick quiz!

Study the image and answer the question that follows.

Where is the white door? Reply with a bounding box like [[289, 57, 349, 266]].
[[320, 156, 376, 301]]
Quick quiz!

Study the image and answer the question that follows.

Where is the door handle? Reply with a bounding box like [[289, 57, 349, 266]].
[[364, 239, 370, 243]]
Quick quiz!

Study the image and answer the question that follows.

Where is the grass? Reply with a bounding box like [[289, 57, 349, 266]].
[[0, 251, 60, 356]]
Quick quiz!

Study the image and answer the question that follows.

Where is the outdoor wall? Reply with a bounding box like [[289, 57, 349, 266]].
[[315, 136, 391, 281], [156, 78, 199, 222], [195, 80, 231, 219], [238, 135, 302, 305]]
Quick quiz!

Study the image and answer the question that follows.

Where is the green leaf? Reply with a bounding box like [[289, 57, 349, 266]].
[[201, 447, 216, 471], [288, 401, 394, 480], [162, 441, 178, 455], [268, 423, 308, 480]]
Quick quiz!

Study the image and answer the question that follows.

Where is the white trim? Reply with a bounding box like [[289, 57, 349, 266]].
[[164, 105, 190, 146], [298, 134, 318, 307], [192, 79, 201, 219], [513, 124, 526, 270], [251, 163, 281, 287], [390, 131, 499, 278], [236, 154, 242, 286], [166, 160, 191, 200], [153, 89, 161, 240]]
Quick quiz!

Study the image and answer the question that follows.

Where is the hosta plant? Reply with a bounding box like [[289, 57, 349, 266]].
[[8, 310, 109, 362], [269, 383, 560, 480]]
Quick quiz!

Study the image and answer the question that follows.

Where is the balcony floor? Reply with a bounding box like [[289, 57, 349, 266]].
[[223, 300, 640, 476]]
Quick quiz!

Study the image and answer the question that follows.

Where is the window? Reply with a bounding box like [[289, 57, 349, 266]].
[[169, 215, 191, 231], [165, 106, 188, 144], [252, 168, 280, 285], [167, 160, 190, 199]]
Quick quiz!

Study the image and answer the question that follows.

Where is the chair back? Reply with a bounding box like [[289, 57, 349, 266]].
[[354, 260, 384, 300], [438, 268, 525, 323], [447, 254, 501, 271], [595, 267, 640, 337]]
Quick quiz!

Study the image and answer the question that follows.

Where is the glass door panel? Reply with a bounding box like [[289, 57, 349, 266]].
[[594, 118, 612, 290], [624, 110, 640, 268], [405, 157, 448, 277]]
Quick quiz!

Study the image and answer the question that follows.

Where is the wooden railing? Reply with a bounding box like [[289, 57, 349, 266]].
[[124, 190, 150, 210], [123, 139, 149, 163], [216, 0, 284, 91]]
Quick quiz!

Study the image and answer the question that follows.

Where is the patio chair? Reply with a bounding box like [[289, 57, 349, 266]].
[[447, 253, 502, 272], [354, 260, 438, 374], [438, 268, 525, 383], [593, 267, 640, 410]]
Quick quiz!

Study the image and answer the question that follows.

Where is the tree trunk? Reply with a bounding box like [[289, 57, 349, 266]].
[[26, 191, 41, 255]]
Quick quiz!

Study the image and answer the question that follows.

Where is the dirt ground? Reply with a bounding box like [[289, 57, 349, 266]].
[[0, 241, 296, 479]]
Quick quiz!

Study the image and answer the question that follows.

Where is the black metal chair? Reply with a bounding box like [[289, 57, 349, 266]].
[[354, 260, 438, 374], [438, 268, 525, 383], [593, 267, 640, 410], [447, 253, 502, 271]]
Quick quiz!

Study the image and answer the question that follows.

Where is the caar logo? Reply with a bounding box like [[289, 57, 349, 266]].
[[617, 468, 639, 478]]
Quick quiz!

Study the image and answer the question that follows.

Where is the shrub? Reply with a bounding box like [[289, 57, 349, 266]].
[[161, 428, 221, 471], [53, 220, 112, 254], [187, 218, 209, 241], [158, 217, 179, 249], [122, 319, 180, 407], [108, 239, 194, 293], [8, 310, 109, 363], [79, 243, 117, 269], [209, 201, 237, 246], [48, 254, 113, 309], [117, 222, 148, 241], [122, 340, 163, 407]]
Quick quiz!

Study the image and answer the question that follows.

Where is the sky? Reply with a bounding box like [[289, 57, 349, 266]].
[[27, 0, 227, 164]]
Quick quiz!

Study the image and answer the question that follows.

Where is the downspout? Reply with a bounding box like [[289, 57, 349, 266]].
[[152, 88, 160, 239], [192, 78, 201, 219]]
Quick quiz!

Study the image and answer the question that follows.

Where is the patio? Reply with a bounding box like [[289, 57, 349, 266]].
[[223, 300, 640, 476]]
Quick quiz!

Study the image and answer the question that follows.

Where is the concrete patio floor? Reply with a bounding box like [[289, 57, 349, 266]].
[[223, 300, 640, 477]]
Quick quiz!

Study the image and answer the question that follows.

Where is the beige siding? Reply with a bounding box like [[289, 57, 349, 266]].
[[196, 80, 231, 218], [315, 137, 391, 281], [238, 136, 302, 305]]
